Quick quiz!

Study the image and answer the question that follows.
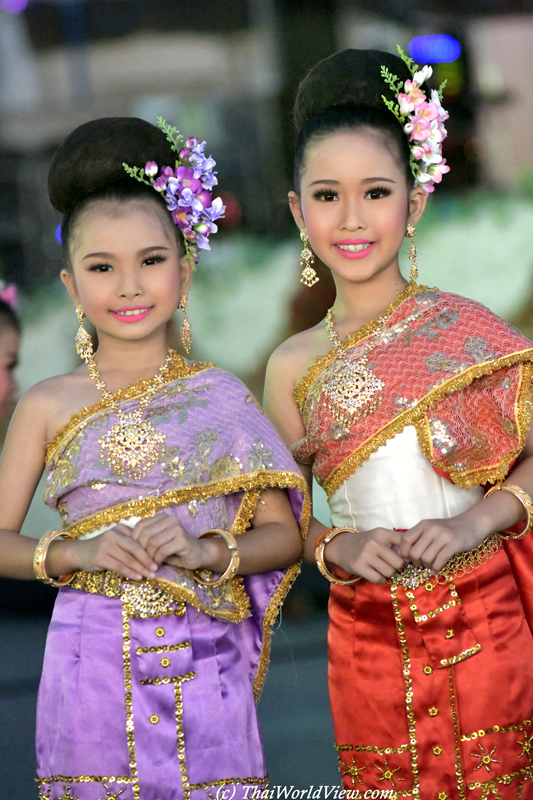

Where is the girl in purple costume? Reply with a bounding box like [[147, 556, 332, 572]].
[[0, 118, 306, 800]]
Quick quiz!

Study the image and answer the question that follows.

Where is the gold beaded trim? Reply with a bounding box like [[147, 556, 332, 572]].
[[448, 666, 467, 799], [174, 673, 196, 799], [336, 742, 410, 755], [45, 356, 215, 464], [189, 777, 268, 791], [324, 356, 533, 499], [461, 717, 532, 742], [294, 283, 427, 408], [121, 601, 140, 799], [404, 580, 460, 624], [37, 775, 132, 784], [440, 644, 481, 667], [136, 641, 190, 655], [467, 765, 533, 792], [65, 471, 308, 539], [390, 583, 420, 797], [140, 671, 195, 686], [70, 568, 249, 623]]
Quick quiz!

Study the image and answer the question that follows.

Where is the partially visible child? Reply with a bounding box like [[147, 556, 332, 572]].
[[0, 293, 20, 418]]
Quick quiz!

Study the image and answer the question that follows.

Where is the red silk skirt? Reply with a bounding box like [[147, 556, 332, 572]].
[[328, 544, 533, 798]]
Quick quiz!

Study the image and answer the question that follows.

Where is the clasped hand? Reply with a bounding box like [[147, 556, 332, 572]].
[[75, 513, 218, 582], [325, 516, 486, 584]]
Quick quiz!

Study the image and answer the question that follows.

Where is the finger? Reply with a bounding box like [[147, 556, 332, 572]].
[[355, 563, 386, 584], [134, 518, 177, 547], [144, 530, 183, 563], [118, 535, 158, 574], [418, 537, 451, 570], [399, 526, 424, 558], [429, 544, 454, 575], [371, 553, 404, 579], [111, 523, 135, 537]]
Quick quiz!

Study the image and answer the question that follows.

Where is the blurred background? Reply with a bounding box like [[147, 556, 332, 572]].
[[3, 0, 533, 794]]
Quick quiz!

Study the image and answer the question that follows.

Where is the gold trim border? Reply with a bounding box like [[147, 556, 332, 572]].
[[293, 283, 429, 409], [324, 354, 533, 498], [45, 357, 216, 464]]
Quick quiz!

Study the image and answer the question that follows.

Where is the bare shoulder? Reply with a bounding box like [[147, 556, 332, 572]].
[[267, 322, 330, 388], [17, 368, 97, 442]]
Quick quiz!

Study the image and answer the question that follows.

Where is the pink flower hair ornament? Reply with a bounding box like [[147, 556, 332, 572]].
[[123, 117, 225, 266], [381, 46, 450, 194]]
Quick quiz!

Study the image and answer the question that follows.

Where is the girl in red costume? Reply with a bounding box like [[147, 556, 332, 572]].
[[265, 48, 533, 798]]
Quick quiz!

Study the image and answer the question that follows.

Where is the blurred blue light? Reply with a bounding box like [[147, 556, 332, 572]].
[[409, 35, 461, 64], [0, 0, 29, 13], [55, 224, 62, 245]]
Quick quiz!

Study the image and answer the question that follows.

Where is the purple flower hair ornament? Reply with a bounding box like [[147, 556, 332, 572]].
[[381, 46, 450, 194], [123, 117, 225, 266]]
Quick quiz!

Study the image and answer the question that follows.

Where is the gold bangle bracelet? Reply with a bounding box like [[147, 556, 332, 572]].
[[484, 483, 533, 539], [315, 526, 362, 585], [33, 529, 75, 587], [194, 529, 240, 588]]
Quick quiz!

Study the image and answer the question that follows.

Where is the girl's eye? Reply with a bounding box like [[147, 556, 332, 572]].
[[142, 254, 166, 267], [366, 186, 392, 200], [313, 188, 339, 202], [88, 263, 112, 272]]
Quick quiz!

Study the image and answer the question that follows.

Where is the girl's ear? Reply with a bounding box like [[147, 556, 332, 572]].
[[178, 252, 193, 298], [408, 184, 427, 226], [288, 191, 305, 230], [60, 269, 79, 307]]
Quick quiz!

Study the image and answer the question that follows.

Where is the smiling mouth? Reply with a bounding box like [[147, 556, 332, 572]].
[[336, 243, 374, 252], [112, 308, 152, 317]]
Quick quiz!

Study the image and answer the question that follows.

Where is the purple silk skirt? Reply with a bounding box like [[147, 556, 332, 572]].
[[36, 587, 267, 800]]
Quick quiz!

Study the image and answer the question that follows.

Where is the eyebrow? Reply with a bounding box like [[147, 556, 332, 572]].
[[309, 177, 397, 186], [82, 245, 170, 260]]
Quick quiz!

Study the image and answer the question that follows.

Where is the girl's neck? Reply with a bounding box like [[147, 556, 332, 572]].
[[331, 269, 409, 336], [91, 330, 171, 379]]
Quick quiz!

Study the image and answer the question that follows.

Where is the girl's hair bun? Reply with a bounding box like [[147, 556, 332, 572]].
[[294, 49, 411, 131], [48, 117, 176, 213]]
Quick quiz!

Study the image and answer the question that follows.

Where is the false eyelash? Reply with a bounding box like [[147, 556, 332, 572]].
[[366, 185, 392, 198], [313, 188, 339, 200], [143, 254, 167, 264]]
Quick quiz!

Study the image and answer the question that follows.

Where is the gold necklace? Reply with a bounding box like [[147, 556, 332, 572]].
[[87, 349, 175, 480], [324, 307, 391, 429]]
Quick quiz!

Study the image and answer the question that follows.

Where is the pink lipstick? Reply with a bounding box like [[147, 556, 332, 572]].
[[334, 239, 376, 259], [110, 306, 153, 323]]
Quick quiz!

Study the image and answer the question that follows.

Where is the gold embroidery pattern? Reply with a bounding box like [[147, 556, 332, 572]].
[[337, 743, 410, 755], [340, 755, 367, 786], [37, 776, 130, 800], [65, 471, 308, 539], [294, 283, 427, 408], [136, 642, 190, 655], [461, 717, 532, 742], [471, 744, 501, 774], [404, 580, 460, 623], [440, 644, 481, 667], [323, 356, 533, 498], [448, 666, 467, 800], [46, 356, 215, 464], [375, 756, 405, 787], [518, 734, 533, 759], [121, 601, 140, 799], [174, 674, 196, 800], [390, 583, 419, 797], [467, 766, 533, 793], [189, 777, 268, 791]]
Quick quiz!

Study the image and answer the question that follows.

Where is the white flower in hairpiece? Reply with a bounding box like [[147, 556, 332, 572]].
[[414, 65, 433, 85]]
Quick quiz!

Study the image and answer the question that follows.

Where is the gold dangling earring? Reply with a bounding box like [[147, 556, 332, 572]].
[[178, 295, 192, 354], [406, 223, 418, 284], [75, 305, 94, 362], [299, 228, 319, 287]]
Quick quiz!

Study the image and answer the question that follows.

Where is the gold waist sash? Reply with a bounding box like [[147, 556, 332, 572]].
[[390, 532, 503, 590]]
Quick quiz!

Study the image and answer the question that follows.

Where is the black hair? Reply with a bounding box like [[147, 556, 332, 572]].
[[293, 49, 413, 189], [48, 117, 182, 266], [0, 299, 20, 334]]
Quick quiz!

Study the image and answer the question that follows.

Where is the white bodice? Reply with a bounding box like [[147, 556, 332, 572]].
[[328, 425, 483, 530]]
